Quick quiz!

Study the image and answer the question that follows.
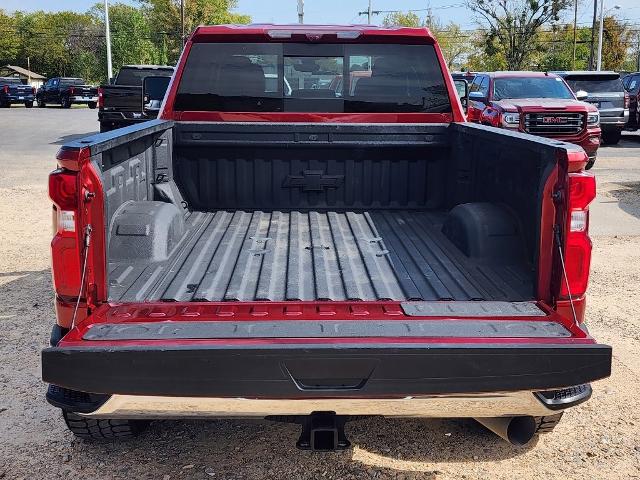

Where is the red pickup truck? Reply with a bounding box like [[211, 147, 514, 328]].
[[42, 25, 611, 450], [467, 72, 601, 169]]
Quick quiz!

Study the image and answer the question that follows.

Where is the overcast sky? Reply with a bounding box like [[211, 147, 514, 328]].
[[4, 0, 640, 31]]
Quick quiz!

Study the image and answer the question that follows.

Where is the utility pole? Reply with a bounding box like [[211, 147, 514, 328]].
[[298, 0, 304, 24], [572, 0, 578, 70], [368, 0, 372, 24], [588, 0, 597, 70], [104, 0, 113, 80], [181, 0, 186, 45], [596, 0, 604, 70]]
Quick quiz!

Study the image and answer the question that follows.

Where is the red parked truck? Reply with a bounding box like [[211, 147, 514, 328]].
[[467, 72, 601, 169], [42, 25, 611, 450]]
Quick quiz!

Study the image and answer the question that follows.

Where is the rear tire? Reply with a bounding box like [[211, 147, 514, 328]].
[[61, 96, 71, 109], [25, 101, 33, 108], [62, 410, 148, 440], [0, 101, 10, 108], [602, 130, 622, 145], [37, 97, 46, 108], [534, 413, 563, 434], [88, 102, 97, 109]]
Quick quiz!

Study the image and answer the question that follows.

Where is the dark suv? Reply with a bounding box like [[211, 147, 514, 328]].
[[553, 71, 629, 144], [623, 72, 640, 130]]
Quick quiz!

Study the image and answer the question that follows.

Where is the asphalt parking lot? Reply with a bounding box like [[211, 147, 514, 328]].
[[1, 107, 639, 479]]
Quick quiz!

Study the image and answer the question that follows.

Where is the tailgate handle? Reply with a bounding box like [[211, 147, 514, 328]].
[[292, 377, 369, 391], [283, 358, 376, 392]]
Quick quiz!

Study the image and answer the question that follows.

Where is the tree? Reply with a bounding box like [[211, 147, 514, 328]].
[[14, 11, 97, 79], [382, 12, 473, 70], [432, 23, 474, 70], [536, 24, 592, 71], [466, 0, 571, 70], [90, 2, 163, 77], [0, 9, 19, 64], [137, 0, 250, 63], [382, 12, 421, 28], [600, 16, 632, 71]]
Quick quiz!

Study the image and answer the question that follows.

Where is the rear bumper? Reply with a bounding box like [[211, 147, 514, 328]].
[[42, 342, 612, 399], [70, 96, 98, 103], [79, 391, 564, 419], [98, 111, 155, 128], [2, 94, 34, 103], [600, 111, 629, 130]]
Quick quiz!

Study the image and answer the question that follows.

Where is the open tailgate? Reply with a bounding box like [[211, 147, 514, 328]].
[[42, 301, 611, 398]]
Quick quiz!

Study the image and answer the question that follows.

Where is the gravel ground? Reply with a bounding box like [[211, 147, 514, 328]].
[[0, 108, 639, 479]]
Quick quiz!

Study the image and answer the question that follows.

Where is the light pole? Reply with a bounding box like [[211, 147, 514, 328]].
[[572, 0, 578, 70], [596, 2, 620, 71], [181, 0, 185, 45], [367, 0, 372, 24], [104, 0, 113, 80], [298, 0, 304, 24]]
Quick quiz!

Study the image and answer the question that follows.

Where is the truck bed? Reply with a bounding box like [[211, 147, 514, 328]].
[[109, 209, 533, 303]]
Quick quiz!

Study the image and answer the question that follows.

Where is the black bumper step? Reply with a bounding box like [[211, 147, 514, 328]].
[[42, 343, 612, 398]]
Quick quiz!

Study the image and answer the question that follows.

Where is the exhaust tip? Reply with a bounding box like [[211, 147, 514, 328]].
[[505, 416, 537, 446], [475, 416, 538, 446]]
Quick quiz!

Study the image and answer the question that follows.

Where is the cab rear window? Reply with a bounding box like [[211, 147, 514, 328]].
[[563, 75, 624, 93], [174, 42, 451, 113]]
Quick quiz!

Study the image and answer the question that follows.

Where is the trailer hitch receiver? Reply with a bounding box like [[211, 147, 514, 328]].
[[296, 412, 350, 452]]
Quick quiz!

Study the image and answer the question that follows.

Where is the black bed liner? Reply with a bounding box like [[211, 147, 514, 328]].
[[109, 209, 533, 303]]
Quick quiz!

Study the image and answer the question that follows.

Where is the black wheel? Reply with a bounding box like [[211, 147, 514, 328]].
[[61, 96, 71, 109], [88, 102, 97, 109], [0, 101, 10, 108], [534, 413, 563, 434], [585, 157, 596, 170], [37, 97, 46, 108], [62, 410, 148, 440], [602, 130, 622, 145], [99, 123, 111, 133], [25, 101, 33, 108]]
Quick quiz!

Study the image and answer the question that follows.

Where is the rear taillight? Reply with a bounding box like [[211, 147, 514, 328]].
[[49, 166, 81, 298], [3, 85, 8, 94], [561, 172, 596, 298], [97, 87, 104, 108], [32, 87, 36, 95], [49, 169, 78, 230], [624, 91, 630, 109]]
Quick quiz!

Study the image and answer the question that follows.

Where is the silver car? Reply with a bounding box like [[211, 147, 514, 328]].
[[553, 71, 629, 144]]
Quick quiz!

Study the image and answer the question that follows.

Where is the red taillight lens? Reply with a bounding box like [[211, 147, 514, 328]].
[[624, 91, 630, 109], [49, 169, 78, 211], [70, 87, 75, 95], [49, 169, 81, 298], [561, 172, 596, 298], [97, 87, 104, 108], [32, 87, 36, 95], [3, 85, 8, 94]]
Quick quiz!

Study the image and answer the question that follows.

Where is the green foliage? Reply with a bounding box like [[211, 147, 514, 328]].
[[466, 0, 572, 69], [601, 16, 633, 71], [0, 9, 19, 64], [382, 12, 423, 28], [536, 25, 592, 71], [0, 0, 250, 83], [137, 0, 251, 62]]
